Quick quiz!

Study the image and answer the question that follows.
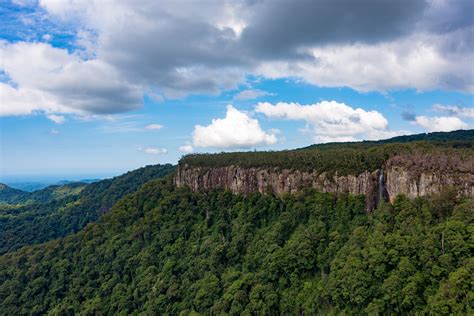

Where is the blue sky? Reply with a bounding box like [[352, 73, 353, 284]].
[[1, 0, 473, 180]]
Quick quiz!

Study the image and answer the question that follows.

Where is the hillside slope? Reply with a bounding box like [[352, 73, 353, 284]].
[[0, 179, 471, 314], [0, 182, 87, 205], [0, 183, 29, 204], [0, 164, 175, 254]]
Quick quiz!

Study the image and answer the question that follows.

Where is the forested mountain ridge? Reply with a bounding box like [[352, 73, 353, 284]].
[[0, 182, 87, 206], [0, 179, 472, 314], [0, 183, 29, 204], [0, 164, 175, 254], [176, 130, 474, 210], [302, 129, 474, 150]]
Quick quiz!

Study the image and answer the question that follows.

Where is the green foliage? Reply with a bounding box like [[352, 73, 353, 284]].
[[180, 131, 473, 174], [0, 178, 471, 314], [0, 182, 87, 206], [0, 164, 175, 254], [0, 183, 30, 204]]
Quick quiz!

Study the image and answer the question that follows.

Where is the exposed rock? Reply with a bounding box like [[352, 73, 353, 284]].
[[175, 153, 473, 211]]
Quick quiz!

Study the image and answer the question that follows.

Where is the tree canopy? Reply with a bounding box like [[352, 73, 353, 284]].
[[1, 178, 471, 314]]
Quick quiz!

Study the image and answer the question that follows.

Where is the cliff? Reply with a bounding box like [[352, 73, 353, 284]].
[[175, 151, 473, 211]]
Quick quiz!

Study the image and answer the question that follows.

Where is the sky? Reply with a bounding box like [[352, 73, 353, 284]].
[[0, 0, 473, 180]]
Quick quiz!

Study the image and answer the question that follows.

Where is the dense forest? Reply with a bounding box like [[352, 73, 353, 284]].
[[180, 130, 474, 174], [0, 164, 175, 254], [0, 131, 472, 314], [0, 178, 472, 314]]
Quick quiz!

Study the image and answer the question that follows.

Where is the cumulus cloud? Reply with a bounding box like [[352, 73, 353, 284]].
[[256, 101, 404, 142], [139, 147, 168, 155], [240, 0, 427, 58], [1, 0, 473, 118], [145, 124, 164, 130], [179, 144, 194, 153], [0, 42, 142, 116], [432, 104, 474, 118], [256, 33, 474, 92], [192, 105, 277, 149], [414, 116, 468, 132], [234, 89, 273, 100], [47, 114, 65, 124]]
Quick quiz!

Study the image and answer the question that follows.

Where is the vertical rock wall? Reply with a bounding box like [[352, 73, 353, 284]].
[[175, 154, 473, 210]]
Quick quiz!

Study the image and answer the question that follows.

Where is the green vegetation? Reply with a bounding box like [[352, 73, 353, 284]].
[[1, 178, 471, 314], [0, 182, 87, 206], [180, 130, 474, 174], [0, 164, 175, 254], [303, 129, 474, 149], [0, 183, 30, 204]]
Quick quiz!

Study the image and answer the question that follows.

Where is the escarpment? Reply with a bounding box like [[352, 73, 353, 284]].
[[175, 151, 473, 211]]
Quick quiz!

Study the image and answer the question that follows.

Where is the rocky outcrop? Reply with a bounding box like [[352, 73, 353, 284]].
[[384, 153, 473, 202], [174, 153, 473, 211]]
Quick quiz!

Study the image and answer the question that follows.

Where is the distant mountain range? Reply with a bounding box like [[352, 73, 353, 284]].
[[4, 178, 101, 192]]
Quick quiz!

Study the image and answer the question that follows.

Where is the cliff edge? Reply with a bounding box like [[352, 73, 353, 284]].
[[175, 131, 474, 211]]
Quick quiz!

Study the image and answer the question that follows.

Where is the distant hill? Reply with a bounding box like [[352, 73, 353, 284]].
[[301, 129, 474, 150], [6, 178, 101, 192], [0, 182, 87, 205], [0, 164, 175, 254], [0, 183, 29, 204], [55, 179, 100, 186], [3, 182, 48, 192]]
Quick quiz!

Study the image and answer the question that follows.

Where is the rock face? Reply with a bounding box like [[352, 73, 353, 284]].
[[174, 153, 473, 211], [384, 153, 473, 202]]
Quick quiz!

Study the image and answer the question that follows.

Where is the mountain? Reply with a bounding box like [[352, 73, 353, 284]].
[[5, 178, 101, 192], [0, 131, 472, 314], [302, 129, 474, 150], [3, 182, 50, 192], [0, 183, 29, 204], [0, 182, 88, 205], [176, 130, 473, 210], [55, 179, 101, 186], [0, 164, 175, 254]]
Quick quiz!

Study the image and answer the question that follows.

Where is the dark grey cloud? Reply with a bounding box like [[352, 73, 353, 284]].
[[401, 111, 416, 122], [97, 2, 248, 96], [241, 0, 428, 59], [423, 0, 474, 33]]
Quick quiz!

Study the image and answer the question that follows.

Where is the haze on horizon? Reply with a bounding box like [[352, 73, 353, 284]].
[[1, 0, 473, 179]]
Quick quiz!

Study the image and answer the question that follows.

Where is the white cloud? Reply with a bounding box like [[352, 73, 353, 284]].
[[50, 128, 59, 135], [256, 33, 474, 93], [0, 41, 142, 116], [414, 116, 468, 132], [179, 144, 194, 153], [256, 101, 404, 143], [145, 124, 164, 130], [432, 104, 474, 118], [47, 114, 65, 124], [139, 147, 168, 155], [192, 105, 277, 149], [42, 34, 52, 41], [234, 89, 273, 100]]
